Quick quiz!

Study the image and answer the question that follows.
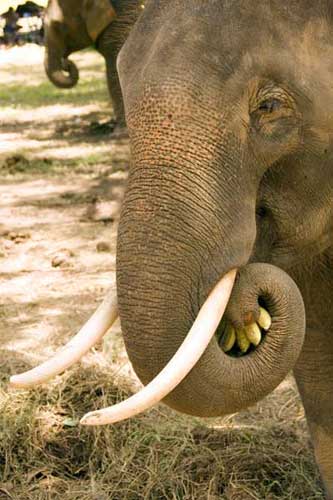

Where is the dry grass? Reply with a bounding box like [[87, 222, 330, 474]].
[[0, 357, 324, 500]]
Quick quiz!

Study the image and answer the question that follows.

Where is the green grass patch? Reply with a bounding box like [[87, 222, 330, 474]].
[[0, 152, 125, 177], [0, 77, 108, 109]]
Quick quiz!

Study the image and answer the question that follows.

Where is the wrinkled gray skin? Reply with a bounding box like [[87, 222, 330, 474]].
[[44, 0, 142, 134], [116, 0, 333, 497]]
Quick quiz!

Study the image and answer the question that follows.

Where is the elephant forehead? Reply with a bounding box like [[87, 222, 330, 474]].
[[121, 1, 331, 61], [120, 1, 333, 100]]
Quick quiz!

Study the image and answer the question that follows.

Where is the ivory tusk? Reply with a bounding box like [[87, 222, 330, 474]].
[[80, 269, 237, 426], [10, 290, 118, 389]]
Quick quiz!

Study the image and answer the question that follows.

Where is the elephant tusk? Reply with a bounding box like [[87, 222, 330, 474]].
[[80, 269, 237, 426], [9, 290, 118, 389]]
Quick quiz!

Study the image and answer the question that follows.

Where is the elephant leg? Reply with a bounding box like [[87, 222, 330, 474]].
[[96, 1, 145, 138], [104, 55, 127, 136], [294, 327, 333, 499]]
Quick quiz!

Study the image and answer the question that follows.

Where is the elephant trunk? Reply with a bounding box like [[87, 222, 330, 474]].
[[116, 120, 305, 417], [12, 115, 305, 421], [44, 46, 79, 89]]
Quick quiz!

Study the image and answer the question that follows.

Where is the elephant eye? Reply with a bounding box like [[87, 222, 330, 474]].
[[249, 85, 297, 138], [258, 98, 282, 114]]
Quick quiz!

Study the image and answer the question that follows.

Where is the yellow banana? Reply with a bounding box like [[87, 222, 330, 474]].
[[245, 323, 262, 346], [236, 328, 250, 353], [221, 324, 236, 352], [258, 307, 272, 330]]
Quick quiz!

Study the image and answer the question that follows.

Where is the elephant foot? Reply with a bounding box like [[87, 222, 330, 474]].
[[111, 122, 129, 140], [88, 120, 128, 139]]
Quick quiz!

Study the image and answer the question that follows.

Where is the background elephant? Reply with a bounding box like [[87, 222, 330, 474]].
[[44, 0, 143, 134], [113, 0, 333, 498]]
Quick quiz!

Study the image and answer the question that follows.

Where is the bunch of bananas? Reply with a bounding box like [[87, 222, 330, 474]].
[[218, 307, 272, 354]]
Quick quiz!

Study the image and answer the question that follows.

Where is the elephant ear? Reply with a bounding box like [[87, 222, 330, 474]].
[[82, 0, 116, 42]]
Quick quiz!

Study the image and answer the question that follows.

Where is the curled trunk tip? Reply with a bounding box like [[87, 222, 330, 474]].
[[45, 54, 79, 89]]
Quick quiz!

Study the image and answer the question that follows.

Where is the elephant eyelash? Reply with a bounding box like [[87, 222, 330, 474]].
[[249, 91, 297, 137], [257, 98, 282, 114], [250, 82, 295, 117]]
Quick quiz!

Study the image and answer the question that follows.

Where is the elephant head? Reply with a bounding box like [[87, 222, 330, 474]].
[[111, 0, 333, 418], [11, 1, 333, 423], [44, 0, 116, 88]]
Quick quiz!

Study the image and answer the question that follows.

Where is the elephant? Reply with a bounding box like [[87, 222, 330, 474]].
[[10, 0, 333, 498], [44, 0, 143, 134]]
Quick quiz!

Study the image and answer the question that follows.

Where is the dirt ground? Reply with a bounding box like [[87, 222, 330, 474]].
[[0, 45, 132, 373], [0, 46, 325, 499]]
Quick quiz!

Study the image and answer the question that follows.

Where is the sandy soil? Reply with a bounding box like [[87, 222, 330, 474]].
[[0, 45, 133, 382]]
